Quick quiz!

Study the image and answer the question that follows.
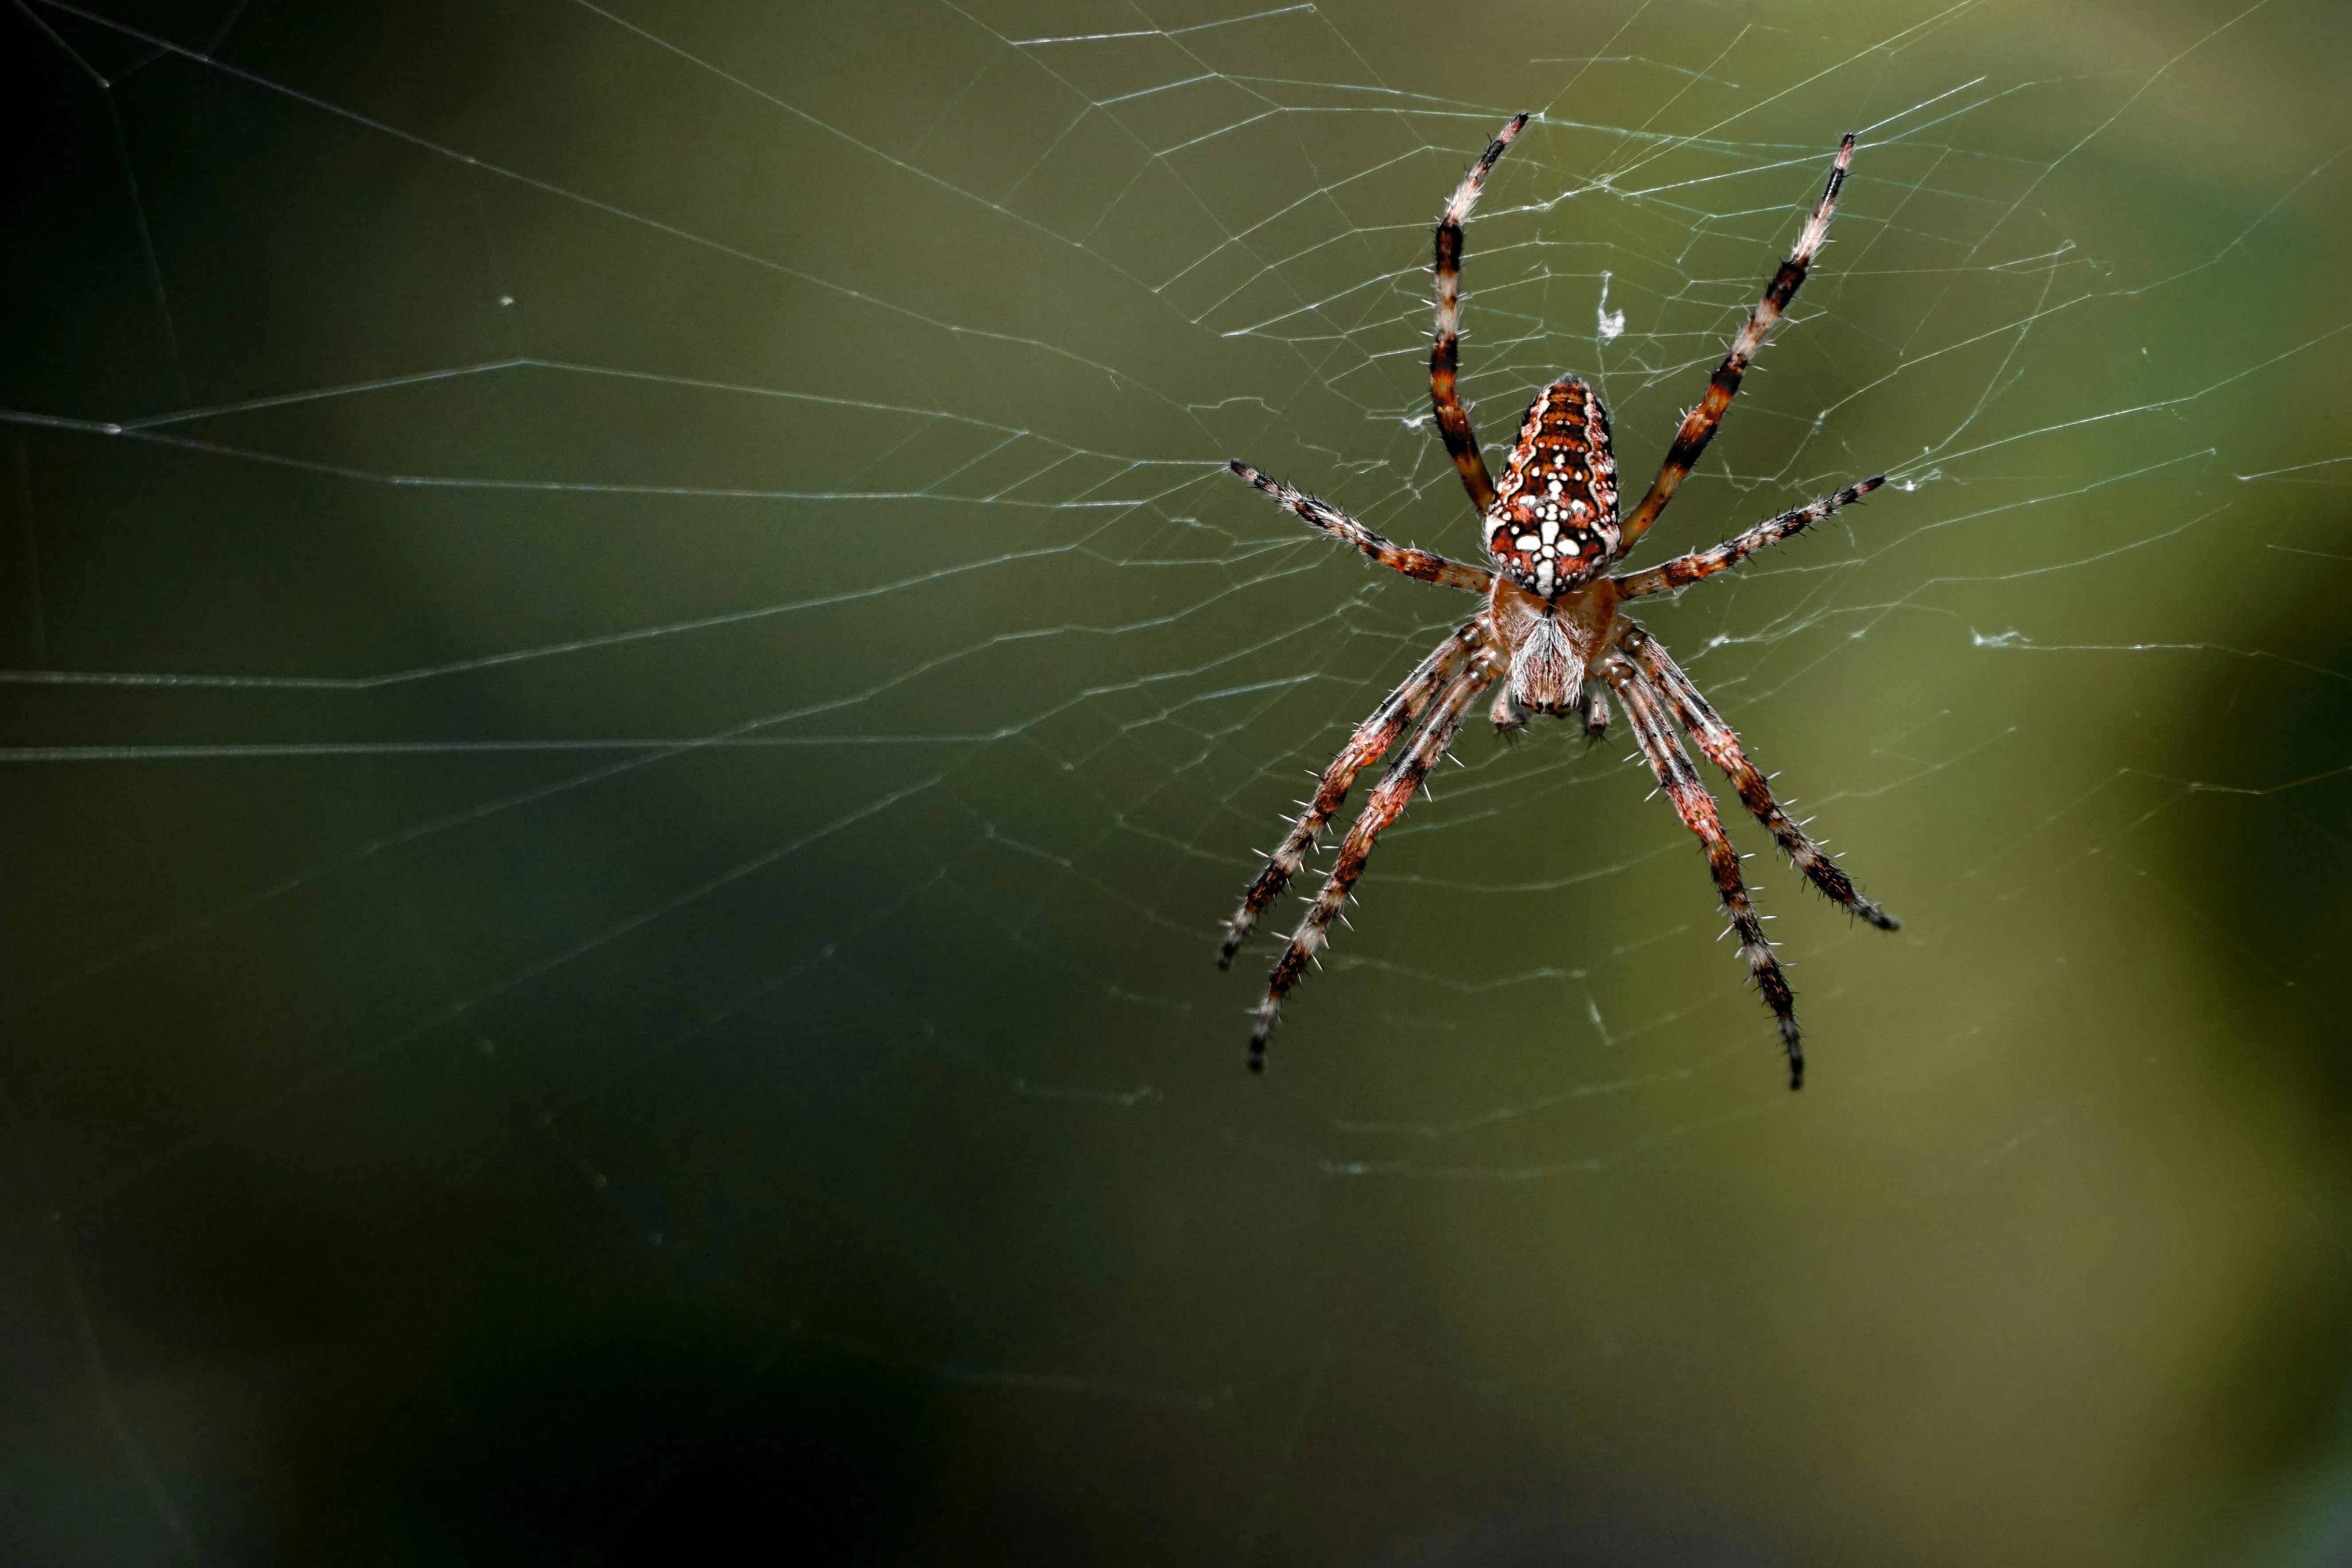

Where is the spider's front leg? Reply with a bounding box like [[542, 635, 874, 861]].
[[1615, 136, 1858, 556], [1600, 654, 1805, 1088], [1248, 665, 1493, 1069], [1431, 112, 1531, 515], [1220, 624, 1482, 967]]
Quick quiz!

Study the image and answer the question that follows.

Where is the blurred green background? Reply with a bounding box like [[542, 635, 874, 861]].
[[5, 0, 2352, 1562]]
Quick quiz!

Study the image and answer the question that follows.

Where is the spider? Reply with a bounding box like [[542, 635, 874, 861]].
[[1218, 114, 1899, 1089]]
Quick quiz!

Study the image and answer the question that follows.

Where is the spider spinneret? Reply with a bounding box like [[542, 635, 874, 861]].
[[1218, 114, 1900, 1089]]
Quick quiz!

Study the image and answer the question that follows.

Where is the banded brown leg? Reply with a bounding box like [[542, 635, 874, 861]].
[[1619, 624, 1898, 932], [1602, 655, 1805, 1088], [1248, 666, 1492, 1068], [1614, 136, 1858, 556], [1613, 476, 1884, 600], [1220, 625, 1483, 966], [1430, 112, 1530, 516]]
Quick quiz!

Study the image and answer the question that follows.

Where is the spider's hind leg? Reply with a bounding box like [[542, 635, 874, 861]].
[[1602, 655, 1804, 1088], [1219, 625, 1480, 968], [1250, 668, 1491, 1069], [1621, 624, 1898, 931]]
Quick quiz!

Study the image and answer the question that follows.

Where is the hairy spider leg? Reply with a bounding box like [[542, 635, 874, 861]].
[[1603, 656, 1805, 1088], [1431, 112, 1531, 517], [1228, 463, 1495, 592], [1248, 665, 1493, 1068], [1620, 624, 1899, 931], [1220, 623, 1484, 966], [1615, 135, 1858, 557], [1614, 475, 1885, 600]]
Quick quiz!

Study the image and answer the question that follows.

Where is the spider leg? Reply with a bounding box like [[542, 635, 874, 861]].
[[1248, 665, 1492, 1069], [1220, 623, 1484, 967], [1620, 624, 1898, 932], [1600, 655, 1805, 1088], [1615, 136, 1858, 557], [1613, 476, 1884, 600], [1431, 112, 1531, 516], [1229, 463, 1496, 592]]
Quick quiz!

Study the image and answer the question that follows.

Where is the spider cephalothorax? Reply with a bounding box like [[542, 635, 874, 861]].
[[1489, 570, 1614, 719], [1219, 115, 1900, 1088]]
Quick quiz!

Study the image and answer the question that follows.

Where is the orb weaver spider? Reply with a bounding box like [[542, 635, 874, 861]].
[[1219, 115, 1899, 1088]]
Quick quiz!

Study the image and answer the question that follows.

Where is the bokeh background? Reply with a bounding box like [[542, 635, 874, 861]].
[[6, 0, 2352, 1562]]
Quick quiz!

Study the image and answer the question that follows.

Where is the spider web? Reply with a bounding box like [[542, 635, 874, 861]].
[[5, 0, 2352, 1562]]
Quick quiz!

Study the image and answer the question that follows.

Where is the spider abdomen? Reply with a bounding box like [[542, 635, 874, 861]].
[[1485, 376, 1621, 594]]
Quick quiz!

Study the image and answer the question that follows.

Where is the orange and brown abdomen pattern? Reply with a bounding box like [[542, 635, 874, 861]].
[[1485, 376, 1620, 596]]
